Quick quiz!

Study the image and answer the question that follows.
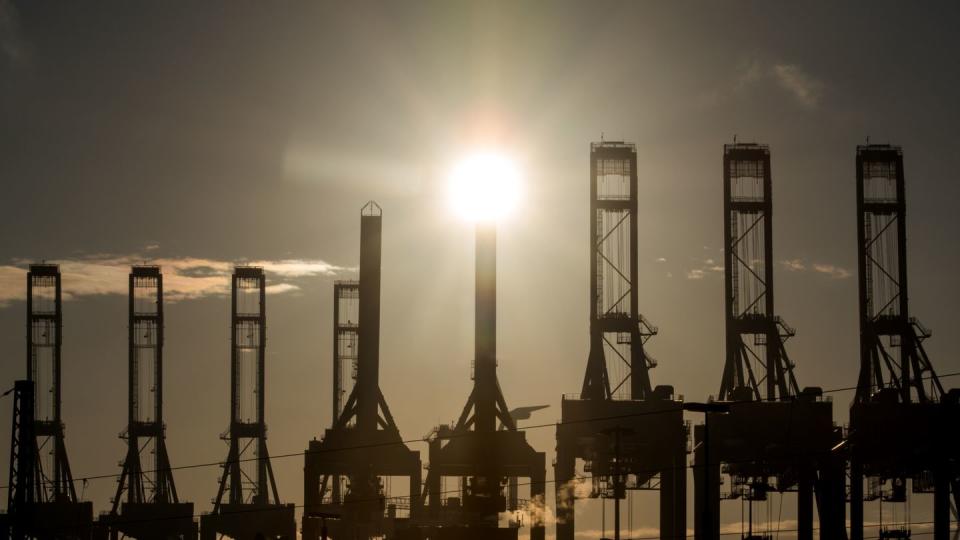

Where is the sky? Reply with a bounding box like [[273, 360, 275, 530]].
[[0, 1, 959, 538]]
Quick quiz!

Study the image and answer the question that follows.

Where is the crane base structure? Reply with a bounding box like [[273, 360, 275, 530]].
[[95, 503, 196, 540], [692, 391, 846, 540], [1, 380, 94, 540], [848, 391, 960, 540], [2, 501, 95, 540], [303, 430, 421, 540], [199, 505, 295, 540], [411, 426, 545, 540], [555, 391, 687, 540]]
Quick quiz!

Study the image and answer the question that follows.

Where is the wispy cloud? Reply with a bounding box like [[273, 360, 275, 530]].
[[0, 266, 25, 307], [251, 259, 341, 277], [780, 258, 807, 271], [812, 263, 851, 279], [702, 57, 825, 111], [687, 255, 850, 281], [264, 283, 301, 295], [779, 258, 851, 279], [0, 255, 347, 307], [685, 255, 724, 280], [772, 63, 824, 110]]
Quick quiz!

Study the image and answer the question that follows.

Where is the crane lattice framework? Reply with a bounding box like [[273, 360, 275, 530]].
[[693, 144, 845, 540], [418, 221, 546, 540], [3, 381, 39, 539], [201, 266, 295, 540], [719, 144, 799, 402], [580, 141, 657, 402], [328, 279, 359, 510], [848, 144, 960, 540], [555, 141, 687, 540], [303, 203, 421, 540], [853, 145, 943, 404], [27, 265, 77, 504], [99, 266, 196, 539]]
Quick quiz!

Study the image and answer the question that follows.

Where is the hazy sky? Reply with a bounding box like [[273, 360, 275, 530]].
[[1, 2, 958, 538]]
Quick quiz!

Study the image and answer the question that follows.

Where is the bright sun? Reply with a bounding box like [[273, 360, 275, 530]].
[[447, 152, 522, 223]]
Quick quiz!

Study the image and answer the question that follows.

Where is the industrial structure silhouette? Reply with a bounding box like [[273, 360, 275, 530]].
[[0, 142, 956, 540]]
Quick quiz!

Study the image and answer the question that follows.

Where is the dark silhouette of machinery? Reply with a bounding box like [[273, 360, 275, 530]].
[[0, 264, 93, 539], [97, 266, 196, 539], [416, 218, 546, 540], [200, 267, 295, 540], [692, 144, 845, 540], [555, 141, 687, 540], [302, 203, 421, 539], [4, 141, 959, 540], [847, 144, 959, 540]]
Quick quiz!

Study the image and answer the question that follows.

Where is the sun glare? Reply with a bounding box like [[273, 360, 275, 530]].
[[447, 152, 522, 223]]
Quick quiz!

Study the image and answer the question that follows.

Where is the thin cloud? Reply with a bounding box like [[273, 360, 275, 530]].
[[0, 265, 24, 307], [712, 57, 825, 111], [251, 259, 341, 277], [781, 258, 807, 271], [772, 63, 824, 110], [265, 283, 301, 295], [0, 255, 346, 307], [778, 258, 851, 279], [685, 254, 725, 280], [812, 263, 851, 279]]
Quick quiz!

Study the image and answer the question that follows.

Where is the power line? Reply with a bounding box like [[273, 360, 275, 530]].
[[5, 370, 958, 535], [36, 462, 956, 538], [1, 371, 957, 493]]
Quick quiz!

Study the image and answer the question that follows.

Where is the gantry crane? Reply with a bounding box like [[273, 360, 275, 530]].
[[555, 141, 687, 540]]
